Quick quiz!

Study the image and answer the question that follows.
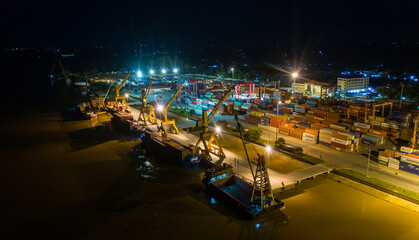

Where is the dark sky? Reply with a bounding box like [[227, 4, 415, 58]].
[[1, 0, 418, 48]]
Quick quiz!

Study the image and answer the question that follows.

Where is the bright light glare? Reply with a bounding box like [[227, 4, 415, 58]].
[[137, 70, 142, 78], [125, 94, 129, 98], [266, 146, 272, 152], [149, 69, 155, 75], [173, 68, 178, 73], [292, 72, 298, 78], [279, 101, 282, 104], [157, 105, 164, 112], [216, 126, 221, 133], [162, 69, 167, 74], [231, 68, 234, 71]]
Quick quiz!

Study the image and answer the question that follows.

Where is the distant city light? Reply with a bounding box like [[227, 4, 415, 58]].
[[149, 69, 155, 75], [173, 68, 178, 73], [136, 70, 142, 78], [161, 69, 167, 74]]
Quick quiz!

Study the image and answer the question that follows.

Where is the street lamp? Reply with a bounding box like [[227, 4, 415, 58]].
[[125, 93, 129, 98], [231, 68, 235, 79], [173, 68, 178, 74], [137, 70, 142, 78], [216, 126, 221, 134], [276, 100, 282, 140], [162, 69, 167, 74], [157, 104, 164, 121], [266, 145, 271, 153], [292, 72, 298, 78], [149, 69, 155, 75]]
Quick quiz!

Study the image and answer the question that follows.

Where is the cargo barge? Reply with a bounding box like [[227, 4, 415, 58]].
[[202, 163, 284, 219], [143, 130, 200, 168], [110, 111, 144, 135]]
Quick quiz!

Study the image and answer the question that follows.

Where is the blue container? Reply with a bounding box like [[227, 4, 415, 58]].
[[348, 131, 361, 138], [258, 116, 270, 126], [399, 161, 419, 176], [298, 121, 311, 127], [319, 141, 331, 147], [361, 139, 377, 146]]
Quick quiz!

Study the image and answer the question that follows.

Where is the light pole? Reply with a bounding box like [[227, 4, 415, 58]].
[[367, 148, 371, 178], [266, 145, 272, 166], [157, 104, 164, 121], [399, 84, 405, 111], [276, 101, 282, 140], [291, 72, 298, 99], [231, 68, 235, 79]]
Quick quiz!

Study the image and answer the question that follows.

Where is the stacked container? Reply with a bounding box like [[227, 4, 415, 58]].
[[400, 154, 419, 176], [319, 128, 338, 147], [330, 132, 352, 153], [302, 132, 318, 144]]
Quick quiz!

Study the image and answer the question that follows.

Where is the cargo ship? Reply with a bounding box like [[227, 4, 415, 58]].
[[143, 130, 200, 168]]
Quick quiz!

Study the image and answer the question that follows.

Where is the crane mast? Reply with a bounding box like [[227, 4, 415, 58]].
[[138, 79, 157, 126], [196, 89, 232, 164], [234, 115, 277, 213], [159, 81, 187, 135], [114, 72, 131, 111]]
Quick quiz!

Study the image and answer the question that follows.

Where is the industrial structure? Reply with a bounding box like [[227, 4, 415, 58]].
[[138, 79, 157, 126], [196, 89, 232, 163], [158, 81, 187, 135]]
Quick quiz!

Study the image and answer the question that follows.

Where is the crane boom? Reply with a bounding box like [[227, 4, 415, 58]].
[[164, 81, 187, 121], [115, 72, 131, 94], [207, 89, 232, 123], [58, 59, 67, 80], [234, 115, 255, 179]]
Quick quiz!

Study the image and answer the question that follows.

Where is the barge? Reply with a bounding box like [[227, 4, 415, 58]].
[[143, 130, 200, 168]]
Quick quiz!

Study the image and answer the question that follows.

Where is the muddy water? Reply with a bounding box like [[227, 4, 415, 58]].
[[1, 109, 419, 240]]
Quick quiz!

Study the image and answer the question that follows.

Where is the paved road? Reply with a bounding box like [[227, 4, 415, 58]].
[[127, 106, 334, 191], [127, 98, 419, 193], [237, 120, 419, 193]]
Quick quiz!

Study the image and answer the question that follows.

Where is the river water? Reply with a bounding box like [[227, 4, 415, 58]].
[[1, 75, 418, 239]]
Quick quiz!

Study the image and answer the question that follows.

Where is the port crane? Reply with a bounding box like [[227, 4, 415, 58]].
[[138, 79, 157, 126], [158, 81, 187, 135], [196, 89, 232, 163], [234, 115, 278, 213], [113, 72, 131, 111]]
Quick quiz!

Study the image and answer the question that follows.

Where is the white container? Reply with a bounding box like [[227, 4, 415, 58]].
[[388, 162, 399, 169], [388, 158, 399, 165], [354, 122, 371, 129], [401, 155, 419, 165], [331, 137, 351, 145], [378, 156, 389, 162], [400, 146, 413, 154]]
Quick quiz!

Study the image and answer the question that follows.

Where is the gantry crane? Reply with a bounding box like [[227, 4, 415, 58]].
[[113, 72, 131, 111], [158, 81, 187, 135], [196, 89, 232, 163], [138, 79, 157, 126], [364, 102, 393, 129]]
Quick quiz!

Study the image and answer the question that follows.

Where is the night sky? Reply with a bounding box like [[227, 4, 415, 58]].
[[1, 0, 418, 48]]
